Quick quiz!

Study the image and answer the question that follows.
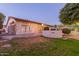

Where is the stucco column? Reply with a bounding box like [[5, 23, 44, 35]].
[[49, 27, 51, 31]]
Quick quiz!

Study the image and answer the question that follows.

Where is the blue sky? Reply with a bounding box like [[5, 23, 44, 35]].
[[0, 3, 65, 25]]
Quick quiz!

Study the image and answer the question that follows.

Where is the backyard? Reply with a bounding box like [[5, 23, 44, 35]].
[[0, 36, 79, 56]]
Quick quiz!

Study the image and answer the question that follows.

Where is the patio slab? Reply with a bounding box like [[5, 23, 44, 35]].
[[0, 33, 41, 40]]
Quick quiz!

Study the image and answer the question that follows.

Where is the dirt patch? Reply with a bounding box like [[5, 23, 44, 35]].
[[67, 35, 79, 40], [1, 44, 11, 48], [10, 36, 49, 48], [0, 40, 10, 47]]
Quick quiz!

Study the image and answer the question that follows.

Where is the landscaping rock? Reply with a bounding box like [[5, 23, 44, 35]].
[[0, 40, 7, 42], [1, 36, 14, 40], [1, 44, 11, 48]]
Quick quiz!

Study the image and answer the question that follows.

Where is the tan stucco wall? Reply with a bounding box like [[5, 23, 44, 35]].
[[7, 18, 16, 28], [7, 18, 51, 34], [6, 18, 16, 33], [29, 23, 43, 33], [15, 20, 43, 34], [42, 31, 63, 38]]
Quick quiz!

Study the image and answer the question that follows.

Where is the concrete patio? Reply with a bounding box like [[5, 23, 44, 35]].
[[0, 33, 41, 40]]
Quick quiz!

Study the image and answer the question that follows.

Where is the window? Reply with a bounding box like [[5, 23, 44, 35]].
[[25, 26, 27, 32], [22, 25, 27, 32], [29, 26, 30, 31]]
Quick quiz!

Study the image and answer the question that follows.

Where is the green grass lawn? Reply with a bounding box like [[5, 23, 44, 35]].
[[1, 38, 79, 56]]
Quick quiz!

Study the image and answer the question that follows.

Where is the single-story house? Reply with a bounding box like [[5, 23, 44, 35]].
[[6, 16, 53, 34]]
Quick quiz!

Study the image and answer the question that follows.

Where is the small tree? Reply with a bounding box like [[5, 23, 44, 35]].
[[0, 13, 5, 34], [44, 27, 49, 30], [0, 13, 5, 29]]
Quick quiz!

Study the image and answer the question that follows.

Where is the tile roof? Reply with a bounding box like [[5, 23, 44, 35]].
[[7, 16, 53, 27]]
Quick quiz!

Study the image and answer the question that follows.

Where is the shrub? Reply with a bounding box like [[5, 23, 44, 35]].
[[62, 28, 71, 34], [44, 27, 49, 30]]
